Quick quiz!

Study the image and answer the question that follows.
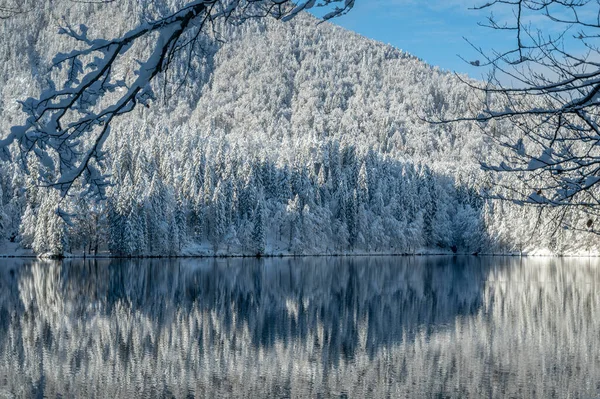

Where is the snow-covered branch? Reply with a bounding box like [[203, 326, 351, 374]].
[[0, 0, 353, 198]]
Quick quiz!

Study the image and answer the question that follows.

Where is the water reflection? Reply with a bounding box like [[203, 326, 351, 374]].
[[0, 256, 599, 398]]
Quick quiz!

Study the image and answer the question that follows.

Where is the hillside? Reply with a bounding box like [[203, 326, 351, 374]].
[[0, 0, 594, 256]]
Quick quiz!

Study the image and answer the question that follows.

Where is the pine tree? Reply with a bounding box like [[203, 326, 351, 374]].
[[19, 204, 36, 249], [252, 198, 266, 256], [286, 195, 302, 253], [46, 209, 68, 257], [210, 182, 227, 253], [358, 162, 369, 205], [346, 189, 358, 250]]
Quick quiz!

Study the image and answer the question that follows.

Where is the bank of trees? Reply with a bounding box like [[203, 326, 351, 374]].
[[5, 135, 489, 256]]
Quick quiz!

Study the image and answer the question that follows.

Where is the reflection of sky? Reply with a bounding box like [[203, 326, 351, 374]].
[[312, 0, 595, 86]]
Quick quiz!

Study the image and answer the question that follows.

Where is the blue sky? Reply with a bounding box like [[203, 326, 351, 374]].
[[313, 1, 518, 80]]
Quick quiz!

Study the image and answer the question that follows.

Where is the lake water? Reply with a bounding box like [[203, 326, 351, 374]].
[[0, 256, 599, 398]]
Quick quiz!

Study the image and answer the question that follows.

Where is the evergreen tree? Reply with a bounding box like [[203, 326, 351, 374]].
[[252, 198, 266, 256]]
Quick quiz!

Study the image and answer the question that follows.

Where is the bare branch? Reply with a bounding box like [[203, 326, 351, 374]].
[[437, 0, 600, 216]]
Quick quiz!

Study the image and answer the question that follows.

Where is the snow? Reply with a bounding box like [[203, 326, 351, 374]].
[[0, 1, 596, 257], [527, 149, 554, 171]]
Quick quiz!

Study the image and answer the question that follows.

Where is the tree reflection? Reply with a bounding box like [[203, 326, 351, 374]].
[[0, 257, 599, 398]]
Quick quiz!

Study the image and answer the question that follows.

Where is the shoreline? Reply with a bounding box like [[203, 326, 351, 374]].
[[2, 252, 600, 260]]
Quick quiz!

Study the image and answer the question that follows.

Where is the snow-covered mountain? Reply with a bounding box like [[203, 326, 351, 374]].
[[0, 1, 593, 256]]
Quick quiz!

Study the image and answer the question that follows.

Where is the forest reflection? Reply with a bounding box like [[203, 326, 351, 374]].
[[0, 256, 599, 398]]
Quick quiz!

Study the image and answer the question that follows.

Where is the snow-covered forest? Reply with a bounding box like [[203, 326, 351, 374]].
[[0, 0, 595, 256]]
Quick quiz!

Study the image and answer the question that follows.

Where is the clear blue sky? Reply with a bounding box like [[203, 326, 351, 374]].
[[313, 0, 516, 80]]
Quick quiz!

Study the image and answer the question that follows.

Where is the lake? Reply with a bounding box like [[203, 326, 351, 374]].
[[0, 256, 599, 398]]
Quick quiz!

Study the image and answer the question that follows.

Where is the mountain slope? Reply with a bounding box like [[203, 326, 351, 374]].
[[0, 1, 593, 256]]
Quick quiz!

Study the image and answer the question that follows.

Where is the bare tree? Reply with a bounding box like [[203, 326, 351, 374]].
[[454, 0, 600, 228], [0, 0, 354, 200]]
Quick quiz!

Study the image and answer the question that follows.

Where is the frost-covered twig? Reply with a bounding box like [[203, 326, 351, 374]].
[[0, 0, 353, 199], [436, 0, 600, 218]]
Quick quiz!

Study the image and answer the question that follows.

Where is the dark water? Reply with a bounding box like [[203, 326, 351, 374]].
[[0, 256, 599, 398]]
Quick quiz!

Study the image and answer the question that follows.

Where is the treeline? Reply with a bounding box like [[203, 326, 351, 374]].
[[3, 136, 487, 256]]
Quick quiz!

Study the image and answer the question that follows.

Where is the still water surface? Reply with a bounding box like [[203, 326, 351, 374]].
[[0, 256, 599, 398]]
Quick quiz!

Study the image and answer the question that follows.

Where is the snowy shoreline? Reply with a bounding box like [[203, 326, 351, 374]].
[[3, 250, 600, 259]]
